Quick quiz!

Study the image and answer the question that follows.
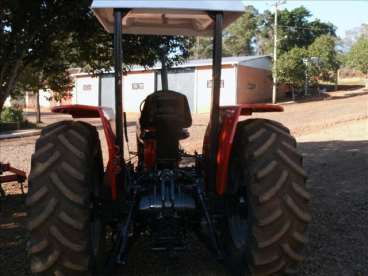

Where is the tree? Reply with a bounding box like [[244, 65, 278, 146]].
[[189, 6, 336, 59], [276, 47, 307, 94], [308, 35, 340, 84], [257, 7, 336, 55], [0, 0, 191, 112], [15, 64, 73, 123], [189, 6, 260, 59], [189, 37, 213, 59], [223, 6, 259, 56], [342, 23, 368, 51], [346, 37, 368, 88]]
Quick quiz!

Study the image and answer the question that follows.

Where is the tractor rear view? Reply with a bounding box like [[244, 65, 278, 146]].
[[27, 1, 310, 275]]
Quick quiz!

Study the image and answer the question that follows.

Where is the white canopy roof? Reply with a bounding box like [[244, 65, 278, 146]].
[[91, 1, 244, 36]]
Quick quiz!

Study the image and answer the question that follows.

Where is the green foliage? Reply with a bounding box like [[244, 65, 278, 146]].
[[223, 6, 259, 56], [0, 106, 24, 123], [190, 5, 259, 59], [308, 35, 340, 81], [342, 23, 368, 51], [346, 37, 368, 88], [189, 37, 213, 59], [0, 0, 192, 111], [346, 37, 368, 74], [15, 64, 75, 104], [276, 36, 340, 90], [257, 6, 336, 55], [190, 6, 337, 59], [276, 47, 307, 89]]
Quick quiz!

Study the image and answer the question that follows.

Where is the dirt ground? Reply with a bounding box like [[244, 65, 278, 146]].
[[0, 93, 367, 275]]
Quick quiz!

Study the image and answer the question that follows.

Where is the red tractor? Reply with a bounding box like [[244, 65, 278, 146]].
[[27, 1, 310, 275]]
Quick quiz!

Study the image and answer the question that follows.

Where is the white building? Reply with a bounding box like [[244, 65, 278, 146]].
[[69, 56, 283, 113]]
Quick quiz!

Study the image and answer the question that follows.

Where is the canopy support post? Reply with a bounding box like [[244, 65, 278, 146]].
[[113, 9, 128, 161], [160, 53, 169, 91], [208, 12, 223, 192]]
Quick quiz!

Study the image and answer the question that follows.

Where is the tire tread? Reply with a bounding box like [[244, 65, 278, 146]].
[[27, 120, 103, 275], [225, 118, 310, 275]]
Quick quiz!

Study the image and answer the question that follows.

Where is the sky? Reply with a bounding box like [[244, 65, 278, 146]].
[[242, 0, 368, 38]]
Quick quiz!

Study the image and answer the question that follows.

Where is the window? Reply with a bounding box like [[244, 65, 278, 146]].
[[132, 83, 144, 90], [207, 80, 224, 88], [82, 84, 92, 91], [247, 83, 257, 90]]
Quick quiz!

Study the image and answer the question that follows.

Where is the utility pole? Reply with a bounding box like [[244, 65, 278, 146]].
[[272, 0, 286, 104], [303, 58, 309, 96]]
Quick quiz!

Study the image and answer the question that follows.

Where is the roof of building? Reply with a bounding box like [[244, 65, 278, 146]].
[[91, 0, 244, 36], [176, 55, 271, 69], [128, 55, 272, 71], [72, 55, 272, 77]]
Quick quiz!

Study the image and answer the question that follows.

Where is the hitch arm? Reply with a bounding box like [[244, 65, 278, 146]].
[[104, 193, 136, 275]]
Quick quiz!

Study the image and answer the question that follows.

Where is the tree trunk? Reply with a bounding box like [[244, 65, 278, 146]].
[[0, 59, 23, 114], [334, 70, 339, 91], [0, 92, 7, 114], [36, 91, 42, 124]]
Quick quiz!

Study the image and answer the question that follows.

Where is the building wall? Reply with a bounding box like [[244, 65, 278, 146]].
[[100, 74, 115, 109], [4, 97, 11, 107], [123, 71, 155, 112], [236, 66, 273, 103], [69, 59, 281, 113], [23, 90, 72, 111], [39, 90, 52, 107], [25, 90, 51, 111], [74, 76, 99, 106], [72, 66, 238, 114], [99, 71, 156, 112], [157, 68, 196, 112], [195, 65, 236, 113], [236, 65, 288, 103]]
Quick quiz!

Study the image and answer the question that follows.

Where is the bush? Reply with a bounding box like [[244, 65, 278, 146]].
[[0, 106, 24, 123]]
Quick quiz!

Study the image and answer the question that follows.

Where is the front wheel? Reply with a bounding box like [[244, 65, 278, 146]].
[[222, 119, 311, 276], [27, 121, 106, 276]]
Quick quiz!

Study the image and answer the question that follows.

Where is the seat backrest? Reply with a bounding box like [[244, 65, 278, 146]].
[[140, 91, 192, 167], [140, 90, 192, 130]]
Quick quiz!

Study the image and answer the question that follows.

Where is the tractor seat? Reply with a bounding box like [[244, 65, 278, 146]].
[[139, 90, 192, 136]]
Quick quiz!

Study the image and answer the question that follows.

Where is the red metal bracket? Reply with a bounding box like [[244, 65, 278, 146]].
[[215, 104, 283, 195]]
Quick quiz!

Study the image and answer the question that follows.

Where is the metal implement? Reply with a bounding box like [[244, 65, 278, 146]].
[[0, 162, 27, 210]]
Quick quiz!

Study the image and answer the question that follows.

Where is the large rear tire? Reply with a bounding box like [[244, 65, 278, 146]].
[[222, 119, 311, 276], [27, 121, 106, 276]]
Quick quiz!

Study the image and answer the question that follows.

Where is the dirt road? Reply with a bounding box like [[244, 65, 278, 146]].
[[0, 94, 367, 275]]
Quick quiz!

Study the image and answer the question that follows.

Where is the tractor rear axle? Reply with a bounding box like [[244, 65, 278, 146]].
[[104, 164, 223, 273]]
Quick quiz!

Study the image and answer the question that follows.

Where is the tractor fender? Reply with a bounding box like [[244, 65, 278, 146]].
[[213, 104, 284, 195], [52, 105, 120, 200]]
